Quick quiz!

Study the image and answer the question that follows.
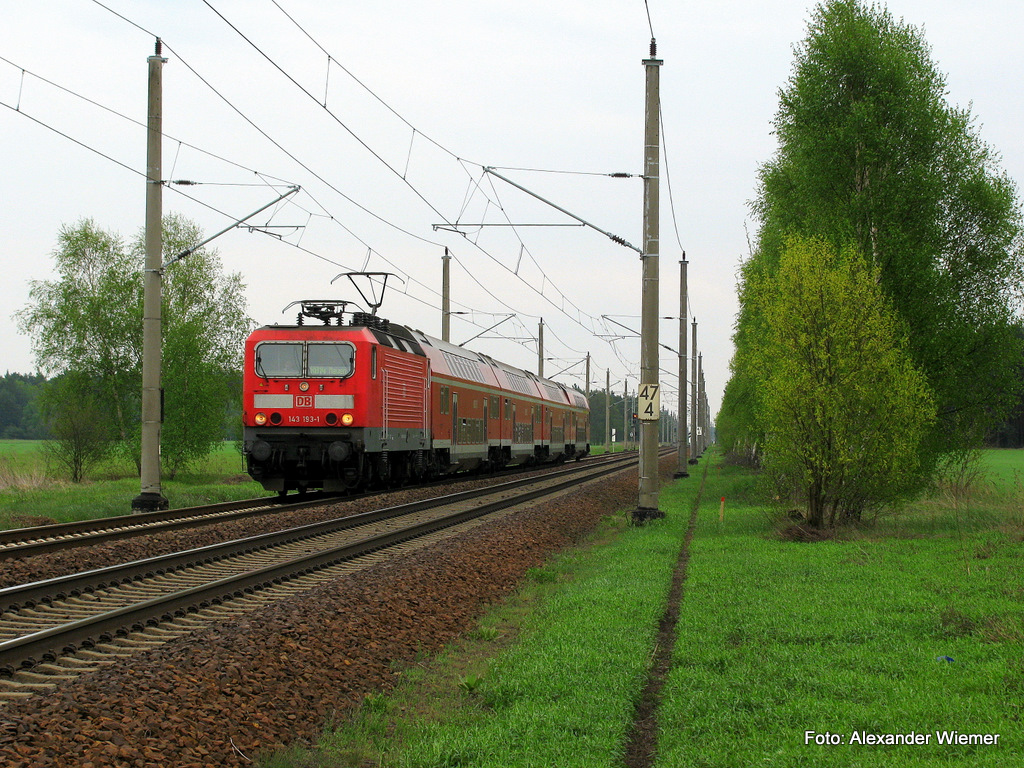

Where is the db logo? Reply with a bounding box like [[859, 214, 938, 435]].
[[295, 395, 314, 408]]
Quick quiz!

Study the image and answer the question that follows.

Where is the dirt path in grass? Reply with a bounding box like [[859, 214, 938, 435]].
[[622, 457, 709, 768]]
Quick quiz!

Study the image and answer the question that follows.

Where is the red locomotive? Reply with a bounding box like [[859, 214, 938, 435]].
[[242, 295, 590, 494]]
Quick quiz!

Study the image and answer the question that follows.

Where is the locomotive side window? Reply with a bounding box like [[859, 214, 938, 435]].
[[307, 343, 355, 378], [255, 343, 303, 378]]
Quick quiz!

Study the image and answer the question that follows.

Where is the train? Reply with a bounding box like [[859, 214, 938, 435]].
[[242, 298, 590, 494]]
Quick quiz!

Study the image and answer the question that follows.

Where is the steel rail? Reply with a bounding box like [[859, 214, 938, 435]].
[[0, 494, 336, 560]]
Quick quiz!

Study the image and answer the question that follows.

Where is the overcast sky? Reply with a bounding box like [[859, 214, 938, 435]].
[[2, 1, 1023, 422]]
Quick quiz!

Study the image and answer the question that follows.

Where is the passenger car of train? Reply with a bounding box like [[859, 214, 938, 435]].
[[242, 301, 590, 493]]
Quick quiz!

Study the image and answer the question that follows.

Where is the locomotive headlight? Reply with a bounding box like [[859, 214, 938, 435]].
[[341, 413, 354, 426], [299, 381, 310, 392], [254, 412, 268, 426]]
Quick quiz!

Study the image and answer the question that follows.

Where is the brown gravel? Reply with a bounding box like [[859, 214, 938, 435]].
[[0, 459, 668, 767]]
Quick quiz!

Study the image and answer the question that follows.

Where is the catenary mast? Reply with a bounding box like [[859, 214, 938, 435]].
[[634, 39, 664, 523]]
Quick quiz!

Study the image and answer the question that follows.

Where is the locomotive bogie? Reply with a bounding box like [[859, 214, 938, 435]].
[[243, 427, 363, 492]]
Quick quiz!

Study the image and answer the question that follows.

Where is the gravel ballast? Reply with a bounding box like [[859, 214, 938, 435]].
[[0, 460, 666, 767]]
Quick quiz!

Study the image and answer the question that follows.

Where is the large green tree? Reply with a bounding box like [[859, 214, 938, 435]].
[[750, 237, 934, 526], [17, 214, 251, 477], [723, 0, 1024, 475], [15, 220, 141, 449]]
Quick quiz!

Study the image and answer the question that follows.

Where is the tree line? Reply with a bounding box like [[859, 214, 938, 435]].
[[718, 0, 1024, 527], [0, 371, 243, 439]]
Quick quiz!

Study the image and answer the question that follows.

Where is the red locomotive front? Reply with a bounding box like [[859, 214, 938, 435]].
[[242, 305, 430, 493]]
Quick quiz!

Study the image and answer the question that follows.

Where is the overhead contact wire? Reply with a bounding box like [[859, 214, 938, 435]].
[[254, 1, 625, 363], [84, 0, 636, 381]]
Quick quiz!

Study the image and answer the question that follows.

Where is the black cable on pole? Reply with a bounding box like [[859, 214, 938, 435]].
[[161, 40, 440, 249], [660, 107, 685, 257], [89, 0, 158, 37], [643, 0, 656, 39], [0, 98, 139, 177], [267, 0, 465, 164]]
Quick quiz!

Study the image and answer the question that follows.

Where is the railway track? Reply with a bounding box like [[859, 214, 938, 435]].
[[0, 451, 642, 703], [0, 494, 341, 562], [0, 452, 635, 561]]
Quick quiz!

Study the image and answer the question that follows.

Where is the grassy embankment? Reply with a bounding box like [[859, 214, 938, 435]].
[[0, 440, 269, 528], [263, 449, 1023, 767]]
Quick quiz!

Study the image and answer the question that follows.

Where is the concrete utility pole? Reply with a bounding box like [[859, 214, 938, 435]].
[[133, 40, 168, 513], [441, 247, 451, 342], [674, 256, 689, 478], [605, 369, 611, 453], [634, 39, 664, 523], [689, 319, 699, 465], [698, 354, 709, 454], [130, 42, 299, 511], [537, 318, 544, 377], [623, 382, 630, 451], [697, 353, 705, 455]]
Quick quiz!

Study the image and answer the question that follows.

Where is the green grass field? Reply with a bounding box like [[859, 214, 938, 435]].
[[657, 456, 1022, 767], [261, 448, 1024, 767], [974, 449, 1024, 491], [0, 440, 268, 527]]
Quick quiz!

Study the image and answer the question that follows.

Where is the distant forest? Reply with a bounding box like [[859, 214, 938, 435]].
[[0, 372, 46, 439], [0, 372, 244, 442], [1, 371, 1021, 447]]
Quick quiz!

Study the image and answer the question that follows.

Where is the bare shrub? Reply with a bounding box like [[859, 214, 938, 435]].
[[936, 448, 988, 505]]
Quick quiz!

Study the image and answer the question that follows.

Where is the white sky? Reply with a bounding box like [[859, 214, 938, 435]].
[[2, 1, 1023, 423]]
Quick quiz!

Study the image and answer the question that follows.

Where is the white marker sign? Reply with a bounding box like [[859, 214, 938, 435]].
[[637, 383, 660, 421]]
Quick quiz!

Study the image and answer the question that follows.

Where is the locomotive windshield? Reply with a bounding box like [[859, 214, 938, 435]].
[[255, 342, 303, 378], [254, 341, 355, 379], [307, 343, 355, 377]]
